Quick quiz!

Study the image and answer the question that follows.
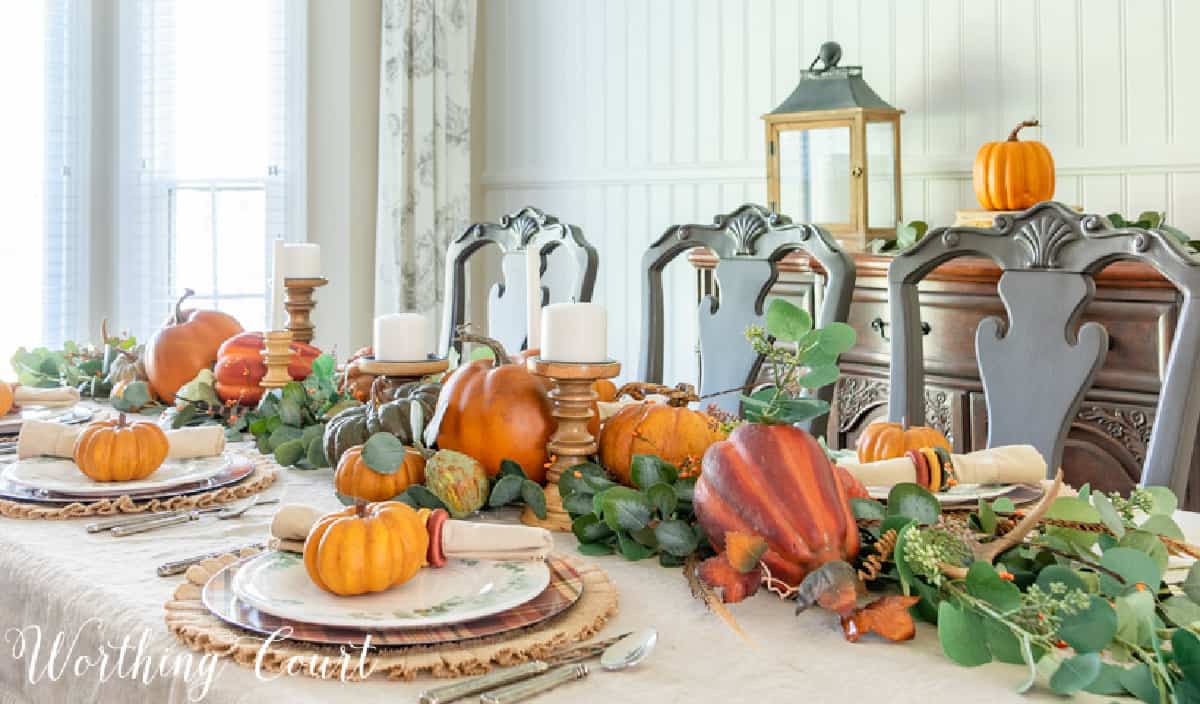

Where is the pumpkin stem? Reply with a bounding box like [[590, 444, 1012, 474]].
[[117, 413, 127, 428], [173, 289, 196, 325], [354, 499, 367, 518], [1006, 119, 1039, 141], [453, 324, 510, 367], [614, 382, 699, 407]]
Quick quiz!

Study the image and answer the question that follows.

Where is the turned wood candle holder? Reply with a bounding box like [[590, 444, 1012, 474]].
[[260, 330, 294, 389], [523, 357, 622, 532], [283, 277, 328, 344], [357, 356, 450, 401]]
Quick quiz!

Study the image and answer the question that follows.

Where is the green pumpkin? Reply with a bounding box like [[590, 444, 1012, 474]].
[[322, 381, 440, 466]]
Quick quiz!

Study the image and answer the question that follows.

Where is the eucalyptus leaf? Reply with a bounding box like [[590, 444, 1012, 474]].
[[1082, 663, 1129, 696], [765, 298, 811, 342], [630, 454, 678, 489], [1048, 652, 1101, 695], [937, 601, 992, 667], [646, 483, 678, 517], [615, 530, 655, 561], [1044, 497, 1102, 550], [499, 459, 527, 479], [1184, 562, 1200, 603], [274, 439, 305, 467], [1174, 628, 1200, 682], [1100, 547, 1160, 596], [655, 519, 700, 557], [563, 491, 595, 516], [401, 485, 449, 511], [360, 432, 411, 474], [813, 322, 858, 358], [1144, 486, 1178, 515], [630, 525, 659, 548], [965, 562, 1022, 614], [1118, 663, 1159, 704], [558, 467, 595, 498], [577, 541, 616, 556], [572, 513, 613, 543], [977, 499, 998, 534], [1035, 564, 1088, 594], [1138, 514, 1184, 540], [885, 483, 940, 525], [793, 364, 841, 390], [982, 617, 1024, 665], [268, 425, 303, 452], [278, 398, 303, 428], [521, 479, 547, 519], [891, 521, 918, 596], [1118, 529, 1169, 573], [488, 474, 524, 507], [992, 497, 1015, 513], [850, 498, 886, 522], [1160, 595, 1200, 629], [673, 477, 696, 503], [1092, 492, 1126, 538], [601, 487, 653, 533], [306, 437, 328, 468], [1058, 596, 1117, 653]]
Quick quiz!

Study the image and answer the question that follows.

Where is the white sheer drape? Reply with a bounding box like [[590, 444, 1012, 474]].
[[374, 0, 476, 333]]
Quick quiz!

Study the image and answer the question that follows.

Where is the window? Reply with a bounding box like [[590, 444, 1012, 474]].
[[118, 0, 305, 338]]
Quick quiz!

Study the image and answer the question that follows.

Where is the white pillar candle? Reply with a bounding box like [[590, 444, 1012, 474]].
[[270, 238, 286, 330], [540, 303, 607, 363], [374, 313, 431, 361], [525, 246, 542, 349], [282, 243, 322, 278]]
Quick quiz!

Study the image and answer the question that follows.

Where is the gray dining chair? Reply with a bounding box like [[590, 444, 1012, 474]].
[[639, 203, 855, 437], [888, 200, 1200, 496], [440, 206, 598, 356]]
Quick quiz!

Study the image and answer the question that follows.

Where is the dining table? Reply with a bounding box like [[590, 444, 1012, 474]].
[[0, 439, 1190, 704]]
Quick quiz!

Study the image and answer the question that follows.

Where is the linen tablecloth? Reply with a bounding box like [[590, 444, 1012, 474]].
[[1, 441, 1193, 703]]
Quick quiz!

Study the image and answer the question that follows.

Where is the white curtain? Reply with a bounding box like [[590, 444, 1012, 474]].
[[374, 0, 476, 328]]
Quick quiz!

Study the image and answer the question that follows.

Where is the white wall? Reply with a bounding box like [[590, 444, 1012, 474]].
[[476, 0, 1200, 384]]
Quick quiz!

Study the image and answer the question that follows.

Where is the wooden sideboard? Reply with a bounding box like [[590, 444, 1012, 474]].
[[692, 250, 1199, 509]]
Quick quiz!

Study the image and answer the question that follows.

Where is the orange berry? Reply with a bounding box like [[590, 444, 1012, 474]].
[[1055, 640, 1068, 649], [573, 470, 583, 479], [998, 571, 1014, 581], [1135, 582, 1147, 592]]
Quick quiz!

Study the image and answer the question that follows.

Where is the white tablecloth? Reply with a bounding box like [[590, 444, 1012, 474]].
[[0, 441, 1193, 703]]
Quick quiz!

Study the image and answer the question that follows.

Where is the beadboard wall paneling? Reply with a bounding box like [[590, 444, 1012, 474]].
[[477, 0, 1200, 384]]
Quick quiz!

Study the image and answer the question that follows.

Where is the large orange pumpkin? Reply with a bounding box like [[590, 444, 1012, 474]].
[[0, 382, 12, 416], [428, 333, 552, 483], [855, 420, 950, 463], [72, 414, 170, 482], [213, 331, 321, 405], [334, 443, 426, 502], [694, 423, 860, 589], [144, 289, 243, 403], [303, 501, 431, 596], [973, 119, 1055, 210], [598, 399, 727, 486]]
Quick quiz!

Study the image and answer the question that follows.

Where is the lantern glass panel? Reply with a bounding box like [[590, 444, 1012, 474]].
[[777, 126, 851, 224], [866, 121, 896, 229]]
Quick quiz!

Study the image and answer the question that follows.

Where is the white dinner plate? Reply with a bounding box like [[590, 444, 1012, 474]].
[[868, 483, 1020, 504], [2, 453, 232, 496], [231, 551, 552, 630]]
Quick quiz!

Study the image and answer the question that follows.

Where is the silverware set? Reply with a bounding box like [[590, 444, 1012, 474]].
[[419, 629, 657, 704], [85, 495, 278, 537]]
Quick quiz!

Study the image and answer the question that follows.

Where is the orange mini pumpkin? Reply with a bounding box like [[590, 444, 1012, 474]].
[[598, 398, 727, 486], [73, 414, 169, 482], [428, 333, 553, 483], [303, 501, 430, 596], [0, 382, 12, 416], [855, 420, 950, 464], [334, 443, 426, 503], [973, 119, 1055, 211]]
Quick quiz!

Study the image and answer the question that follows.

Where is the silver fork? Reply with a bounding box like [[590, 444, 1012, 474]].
[[107, 496, 277, 536]]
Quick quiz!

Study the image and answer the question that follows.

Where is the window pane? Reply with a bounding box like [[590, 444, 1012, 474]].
[[215, 189, 266, 296], [173, 187, 214, 294], [867, 121, 897, 229], [0, 2, 45, 376], [778, 127, 851, 224], [212, 298, 266, 331]]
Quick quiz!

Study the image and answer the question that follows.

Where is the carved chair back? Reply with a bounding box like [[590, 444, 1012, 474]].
[[639, 203, 855, 436], [887, 201, 1200, 494], [440, 207, 598, 355]]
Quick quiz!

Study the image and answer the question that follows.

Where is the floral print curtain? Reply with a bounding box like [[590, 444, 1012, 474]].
[[374, 0, 476, 327]]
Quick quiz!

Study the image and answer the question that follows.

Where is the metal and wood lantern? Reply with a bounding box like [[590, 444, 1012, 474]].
[[764, 41, 904, 247]]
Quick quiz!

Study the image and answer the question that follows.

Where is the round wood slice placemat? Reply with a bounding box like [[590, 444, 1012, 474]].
[[0, 453, 278, 520], [165, 550, 619, 682]]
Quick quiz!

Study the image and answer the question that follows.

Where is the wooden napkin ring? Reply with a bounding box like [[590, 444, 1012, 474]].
[[426, 508, 449, 567]]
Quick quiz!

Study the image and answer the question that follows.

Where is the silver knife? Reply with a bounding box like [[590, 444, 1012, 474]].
[[86, 511, 184, 533], [156, 542, 266, 577], [480, 663, 589, 704], [417, 633, 629, 704], [112, 510, 200, 536]]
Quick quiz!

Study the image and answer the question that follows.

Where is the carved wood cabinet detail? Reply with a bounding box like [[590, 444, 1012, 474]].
[[692, 249, 1196, 508]]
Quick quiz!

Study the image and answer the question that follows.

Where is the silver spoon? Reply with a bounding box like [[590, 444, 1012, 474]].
[[216, 496, 278, 519], [480, 629, 657, 704]]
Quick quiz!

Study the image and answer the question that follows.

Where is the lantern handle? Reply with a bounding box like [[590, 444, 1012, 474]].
[[809, 41, 842, 73]]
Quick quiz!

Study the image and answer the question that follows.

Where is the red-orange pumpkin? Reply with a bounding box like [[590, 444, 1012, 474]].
[[144, 289, 243, 403], [213, 331, 321, 405], [694, 423, 860, 590]]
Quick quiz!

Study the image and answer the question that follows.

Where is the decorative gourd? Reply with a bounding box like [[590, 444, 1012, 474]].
[[854, 419, 950, 464], [694, 423, 860, 590], [593, 378, 618, 403], [72, 414, 170, 482], [213, 332, 321, 406], [424, 449, 490, 518], [598, 384, 727, 486], [334, 443, 426, 503], [427, 332, 553, 483], [144, 289, 243, 403], [303, 501, 431, 596], [340, 346, 375, 402], [323, 381, 441, 467], [973, 119, 1055, 211], [0, 382, 11, 417]]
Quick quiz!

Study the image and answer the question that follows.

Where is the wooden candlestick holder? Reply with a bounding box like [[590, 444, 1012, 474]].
[[357, 356, 450, 401], [523, 357, 621, 531], [283, 277, 328, 344], [260, 330, 294, 389]]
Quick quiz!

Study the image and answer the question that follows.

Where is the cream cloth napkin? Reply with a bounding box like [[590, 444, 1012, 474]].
[[13, 386, 80, 408], [268, 503, 554, 561], [17, 420, 226, 460], [841, 444, 1048, 486]]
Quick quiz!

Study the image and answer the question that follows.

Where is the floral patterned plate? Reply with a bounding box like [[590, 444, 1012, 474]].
[[868, 483, 1044, 505], [3, 453, 232, 496], [231, 551, 552, 629]]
